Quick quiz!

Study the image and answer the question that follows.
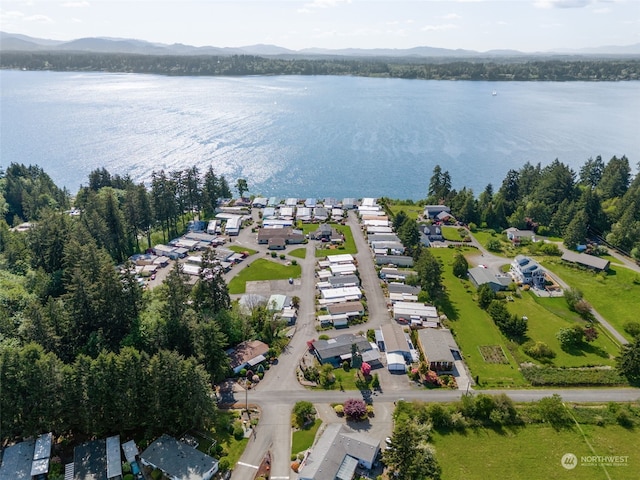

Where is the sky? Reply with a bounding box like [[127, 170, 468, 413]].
[[1, 0, 639, 52]]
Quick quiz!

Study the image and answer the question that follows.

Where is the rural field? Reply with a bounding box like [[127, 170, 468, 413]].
[[431, 247, 527, 388], [227, 258, 301, 294], [433, 423, 639, 480], [543, 259, 640, 342]]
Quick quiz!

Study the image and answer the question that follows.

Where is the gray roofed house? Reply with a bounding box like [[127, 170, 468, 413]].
[[375, 255, 414, 267], [367, 233, 401, 245], [328, 275, 361, 288], [387, 283, 421, 295], [510, 255, 545, 287], [416, 328, 459, 372], [141, 435, 218, 480], [418, 328, 460, 372], [312, 334, 372, 366], [423, 205, 451, 219], [468, 266, 512, 292], [327, 301, 365, 317], [72, 437, 123, 480], [379, 323, 411, 360], [505, 227, 536, 243], [298, 423, 380, 480], [0, 439, 34, 480], [561, 251, 610, 271]]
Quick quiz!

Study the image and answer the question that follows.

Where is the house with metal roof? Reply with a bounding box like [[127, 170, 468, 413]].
[[66, 436, 122, 480], [141, 435, 218, 480], [416, 328, 459, 373], [298, 423, 380, 480], [311, 334, 372, 366], [561, 251, 610, 272], [468, 266, 512, 292], [393, 302, 438, 324], [375, 255, 414, 267]]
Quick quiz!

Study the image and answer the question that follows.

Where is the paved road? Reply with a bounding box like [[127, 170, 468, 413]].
[[228, 216, 639, 480]]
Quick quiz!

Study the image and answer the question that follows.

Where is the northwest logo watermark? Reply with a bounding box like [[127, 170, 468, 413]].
[[561, 453, 629, 470]]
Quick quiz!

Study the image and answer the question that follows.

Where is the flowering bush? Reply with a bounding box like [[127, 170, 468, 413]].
[[343, 398, 367, 419]]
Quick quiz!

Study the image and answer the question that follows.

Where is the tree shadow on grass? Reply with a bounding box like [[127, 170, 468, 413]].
[[436, 291, 459, 321], [562, 342, 609, 359]]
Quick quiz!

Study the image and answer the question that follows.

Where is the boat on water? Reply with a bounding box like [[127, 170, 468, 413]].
[[492, 90, 497, 96]]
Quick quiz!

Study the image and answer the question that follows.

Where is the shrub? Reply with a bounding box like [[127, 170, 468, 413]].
[[233, 425, 245, 440], [279, 254, 286, 260], [124, 475, 134, 480], [523, 341, 556, 361], [366, 405, 375, 416], [487, 238, 502, 252], [342, 360, 350, 371], [291, 461, 301, 473], [624, 321, 640, 338], [343, 398, 367, 419], [318, 334, 330, 340], [292, 259, 298, 266], [293, 401, 315, 428], [271, 251, 277, 258], [334, 404, 344, 415], [151, 470, 162, 480], [239, 368, 247, 377], [616, 409, 633, 428]]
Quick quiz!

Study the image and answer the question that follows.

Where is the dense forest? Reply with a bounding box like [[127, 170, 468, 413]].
[[1, 51, 639, 81], [0, 164, 284, 442], [404, 155, 640, 260], [1, 154, 639, 442]]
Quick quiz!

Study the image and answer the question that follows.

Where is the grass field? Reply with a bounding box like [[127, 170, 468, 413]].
[[291, 418, 322, 454], [227, 259, 302, 294], [305, 224, 358, 258], [544, 260, 640, 342], [508, 292, 619, 367], [433, 423, 639, 480], [228, 245, 258, 256], [288, 248, 307, 259], [431, 248, 527, 388], [441, 226, 468, 242], [387, 203, 424, 221]]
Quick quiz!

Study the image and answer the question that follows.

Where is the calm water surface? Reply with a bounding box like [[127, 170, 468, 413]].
[[1, 70, 638, 199]]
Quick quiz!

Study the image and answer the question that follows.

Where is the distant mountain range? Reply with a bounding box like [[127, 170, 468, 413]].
[[2, 31, 640, 58]]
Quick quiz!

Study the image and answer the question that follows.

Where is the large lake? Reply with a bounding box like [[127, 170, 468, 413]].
[[1, 70, 638, 199]]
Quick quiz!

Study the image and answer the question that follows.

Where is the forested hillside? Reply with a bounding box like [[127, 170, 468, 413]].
[[0, 164, 283, 442], [1, 51, 639, 81]]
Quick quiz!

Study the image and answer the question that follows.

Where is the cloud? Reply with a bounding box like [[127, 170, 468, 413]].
[[298, 0, 351, 13], [61, 1, 90, 7], [1, 10, 26, 19], [534, 0, 593, 8], [24, 13, 53, 23], [593, 7, 611, 13], [442, 13, 461, 20], [421, 23, 458, 32]]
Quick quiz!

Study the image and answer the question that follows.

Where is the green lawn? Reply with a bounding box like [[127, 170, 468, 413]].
[[291, 418, 322, 454], [388, 204, 424, 221], [228, 259, 302, 294], [544, 260, 640, 342], [289, 248, 307, 259], [441, 226, 468, 242], [228, 245, 258, 256], [470, 229, 505, 249], [431, 248, 527, 388], [433, 423, 639, 480], [508, 292, 618, 367], [311, 224, 358, 258], [210, 410, 249, 471]]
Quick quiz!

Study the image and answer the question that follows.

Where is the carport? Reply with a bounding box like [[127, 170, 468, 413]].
[[386, 352, 406, 373]]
